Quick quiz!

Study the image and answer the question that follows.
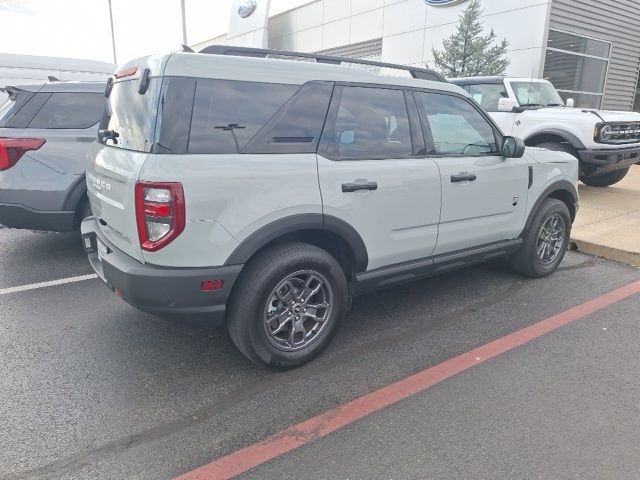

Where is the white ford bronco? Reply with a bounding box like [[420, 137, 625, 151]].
[[451, 76, 640, 187], [82, 47, 578, 368]]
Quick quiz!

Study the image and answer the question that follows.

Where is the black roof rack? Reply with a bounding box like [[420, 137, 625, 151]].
[[198, 45, 447, 83]]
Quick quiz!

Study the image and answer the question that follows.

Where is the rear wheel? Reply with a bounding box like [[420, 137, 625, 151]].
[[227, 242, 348, 369], [581, 168, 629, 187], [510, 198, 571, 278]]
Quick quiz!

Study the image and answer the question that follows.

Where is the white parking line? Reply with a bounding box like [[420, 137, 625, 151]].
[[0, 274, 98, 295]]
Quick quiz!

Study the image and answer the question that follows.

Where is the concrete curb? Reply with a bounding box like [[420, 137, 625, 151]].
[[571, 238, 640, 268]]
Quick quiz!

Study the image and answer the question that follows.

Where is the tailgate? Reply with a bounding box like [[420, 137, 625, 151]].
[[87, 142, 148, 261]]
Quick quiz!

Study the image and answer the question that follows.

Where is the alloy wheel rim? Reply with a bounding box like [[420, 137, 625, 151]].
[[536, 213, 566, 265], [263, 270, 333, 352]]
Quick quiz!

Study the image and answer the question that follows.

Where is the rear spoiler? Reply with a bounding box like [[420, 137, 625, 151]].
[[0, 86, 22, 98]]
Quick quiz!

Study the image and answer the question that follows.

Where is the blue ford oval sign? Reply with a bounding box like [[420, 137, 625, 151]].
[[238, 0, 257, 18], [424, 0, 468, 5]]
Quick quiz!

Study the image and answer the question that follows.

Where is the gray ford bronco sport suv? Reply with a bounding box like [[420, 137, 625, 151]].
[[0, 81, 106, 231], [82, 47, 579, 369]]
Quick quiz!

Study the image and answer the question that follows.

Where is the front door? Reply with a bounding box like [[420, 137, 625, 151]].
[[317, 85, 441, 271], [414, 91, 529, 255]]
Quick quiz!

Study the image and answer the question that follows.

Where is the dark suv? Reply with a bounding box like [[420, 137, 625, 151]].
[[0, 81, 105, 231]]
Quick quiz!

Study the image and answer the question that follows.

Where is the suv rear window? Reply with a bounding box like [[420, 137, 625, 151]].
[[28, 92, 104, 129], [100, 78, 162, 152], [0, 90, 35, 127]]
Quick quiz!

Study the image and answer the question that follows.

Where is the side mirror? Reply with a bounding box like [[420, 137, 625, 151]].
[[565, 98, 575, 108], [497, 97, 518, 112], [502, 136, 526, 158]]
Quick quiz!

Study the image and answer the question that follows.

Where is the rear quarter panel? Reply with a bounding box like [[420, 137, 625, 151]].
[[138, 153, 322, 268]]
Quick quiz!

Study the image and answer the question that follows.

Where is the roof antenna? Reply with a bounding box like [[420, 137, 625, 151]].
[[182, 44, 194, 53], [47, 76, 60, 82]]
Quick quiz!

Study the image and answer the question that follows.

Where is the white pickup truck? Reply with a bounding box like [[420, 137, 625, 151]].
[[451, 76, 640, 187]]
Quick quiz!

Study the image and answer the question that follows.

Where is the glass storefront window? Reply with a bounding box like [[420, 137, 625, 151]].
[[557, 92, 602, 110], [543, 29, 611, 109], [547, 30, 610, 58], [544, 50, 608, 93]]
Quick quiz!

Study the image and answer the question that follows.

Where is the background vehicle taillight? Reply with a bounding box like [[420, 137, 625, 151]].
[[135, 181, 185, 252], [0, 137, 45, 171]]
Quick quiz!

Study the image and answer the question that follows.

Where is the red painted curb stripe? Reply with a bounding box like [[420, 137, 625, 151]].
[[176, 279, 640, 480]]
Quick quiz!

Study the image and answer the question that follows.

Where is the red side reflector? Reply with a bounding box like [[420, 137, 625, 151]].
[[0, 137, 46, 171], [114, 66, 138, 79], [201, 280, 224, 291]]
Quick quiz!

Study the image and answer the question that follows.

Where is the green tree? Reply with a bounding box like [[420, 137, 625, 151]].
[[431, 0, 509, 77]]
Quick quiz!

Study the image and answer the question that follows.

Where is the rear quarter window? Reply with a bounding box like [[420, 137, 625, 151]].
[[187, 80, 298, 154], [0, 90, 36, 127], [28, 92, 104, 129]]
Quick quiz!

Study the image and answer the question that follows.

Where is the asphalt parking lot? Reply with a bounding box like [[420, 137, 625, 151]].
[[1, 228, 639, 480]]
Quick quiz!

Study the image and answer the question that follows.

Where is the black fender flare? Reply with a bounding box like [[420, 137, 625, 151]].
[[521, 180, 579, 235], [525, 129, 586, 150], [224, 214, 369, 273]]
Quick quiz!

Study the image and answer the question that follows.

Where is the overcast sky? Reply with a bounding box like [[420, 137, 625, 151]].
[[0, 0, 306, 65]]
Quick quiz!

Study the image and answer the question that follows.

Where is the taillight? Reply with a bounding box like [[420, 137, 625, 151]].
[[0, 137, 45, 171], [135, 181, 185, 252]]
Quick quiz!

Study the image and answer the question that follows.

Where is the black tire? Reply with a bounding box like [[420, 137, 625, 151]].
[[581, 168, 629, 187], [227, 242, 348, 369], [509, 198, 571, 278]]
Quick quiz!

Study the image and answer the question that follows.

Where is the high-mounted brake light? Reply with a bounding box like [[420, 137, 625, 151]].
[[135, 181, 185, 252], [0, 137, 45, 171], [114, 65, 138, 79]]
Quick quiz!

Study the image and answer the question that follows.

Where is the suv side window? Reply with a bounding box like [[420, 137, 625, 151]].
[[28, 93, 104, 129], [243, 81, 333, 154], [324, 86, 413, 159], [416, 92, 499, 156], [188, 79, 298, 154]]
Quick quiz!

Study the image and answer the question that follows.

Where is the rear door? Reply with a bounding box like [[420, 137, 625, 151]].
[[317, 85, 441, 271], [414, 90, 529, 255]]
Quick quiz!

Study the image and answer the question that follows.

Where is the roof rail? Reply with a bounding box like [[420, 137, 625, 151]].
[[198, 45, 447, 83]]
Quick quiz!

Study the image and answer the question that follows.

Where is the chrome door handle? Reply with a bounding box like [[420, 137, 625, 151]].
[[342, 181, 378, 193]]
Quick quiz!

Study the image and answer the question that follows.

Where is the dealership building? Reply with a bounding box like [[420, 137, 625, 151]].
[[195, 0, 640, 111]]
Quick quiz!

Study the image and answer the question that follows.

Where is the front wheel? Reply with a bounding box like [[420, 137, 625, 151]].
[[581, 168, 629, 187], [227, 242, 348, 369], [510, 198, 571, 278]]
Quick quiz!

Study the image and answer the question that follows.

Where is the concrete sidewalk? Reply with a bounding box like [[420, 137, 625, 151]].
[[572, 165, 640, 266]]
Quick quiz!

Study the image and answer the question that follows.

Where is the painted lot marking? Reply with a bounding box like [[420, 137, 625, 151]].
[[176, 279, 640, 480], [0, 274, 98, 295]]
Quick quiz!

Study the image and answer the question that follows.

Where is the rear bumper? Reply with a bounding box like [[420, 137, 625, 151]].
[[578, 145, 640, 174], [0, 202, 76, 231], [81, 216, 242, 326]]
